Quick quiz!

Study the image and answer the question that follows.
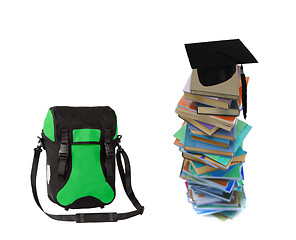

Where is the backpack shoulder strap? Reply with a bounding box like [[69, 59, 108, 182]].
[[31, 137, 144, 223]]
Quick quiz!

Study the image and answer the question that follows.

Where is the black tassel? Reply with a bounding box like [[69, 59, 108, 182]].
[[240, 64, 247, 119]]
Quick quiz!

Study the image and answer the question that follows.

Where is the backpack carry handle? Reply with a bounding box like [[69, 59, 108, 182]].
[[31, 136, 144, 223]]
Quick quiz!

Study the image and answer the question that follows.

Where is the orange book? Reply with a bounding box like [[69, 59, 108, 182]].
[[177, 95, 197, 112], [174, 138, 183, 147], [176, 96, 236, 126]]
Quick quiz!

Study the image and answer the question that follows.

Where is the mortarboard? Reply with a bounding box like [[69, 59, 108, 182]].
[[185, 39, 258, 119]]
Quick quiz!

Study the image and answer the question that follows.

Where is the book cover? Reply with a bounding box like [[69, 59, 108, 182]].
[[199, 163, 244, 180], [195, 100, 240, 116], [190, 123, 237, 140], [190, 133, 230, 149], [175, 107, 236, 131], [190, 66, 239, 100], [184, 124, 235, 157], [183, 75, 232, 109], [181, 146, 246, 170], [181, 115, 219, 135], [177, 95, 196, 112]]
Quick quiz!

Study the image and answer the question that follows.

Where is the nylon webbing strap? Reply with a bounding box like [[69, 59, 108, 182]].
[[104, 129, 114, 180], [31, 145, 76, 222], [57, 130, 69, 177], [31, 137, 144, 223], [116, 147, 144, 213]]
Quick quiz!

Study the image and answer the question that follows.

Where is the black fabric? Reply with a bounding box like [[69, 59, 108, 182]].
[[31, 139, 144, 223], [65, 196, 106, 210], [51, 106, 117, 143], [104, 129, 115, 180], [116, 147, 144, 213], [57, 129, 69, 177], [42, 132, 66, 203]]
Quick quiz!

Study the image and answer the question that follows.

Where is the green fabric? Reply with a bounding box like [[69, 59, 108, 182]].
[[43, 109, 55, 141], [73, 129, 101, 142], [113, 113, 118, 140], [56, 144, 114, 206], [113, 124, 118, 140]]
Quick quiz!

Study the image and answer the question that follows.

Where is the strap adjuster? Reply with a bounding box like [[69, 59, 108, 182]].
[[76, 213, 85, 223], [58, 131, 69, 177], [59, 143, 69, 158], [105, 143, 115, 158], [34, 136, 44, 152]]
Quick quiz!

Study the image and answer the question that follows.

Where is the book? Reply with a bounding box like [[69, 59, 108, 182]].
[[173, 122, 187, 144], [182, 165, 237, 194], [190, 123, 236, 140], [176, 122, 228, 148], [202, 119, 251, 159], [184, 92, 232, 110], [233, 120, 252, 153], [191, 191, 244, 211], [187, 159, 217, 175], [181, 146, 246, 171], [187, 153, 245, 176], [177, 95, 196, 112], [195, 100, 240, 116], [190, 134, 230, 148], [190, 66, 240, 100], [214, 211, 237, 220], [184, 124, 235, 157], [182, 150, 226, 169], [176, 106, 236, 131], [199, 163, 244, 180], [176, 39, 256, 220], [186, 172, 236, 193], [184, 74, 250, 111], [181, 116, 219, 135], [189, 183, 235, 202], [192, 191, 224, 206], [183, 76, 232, 109]]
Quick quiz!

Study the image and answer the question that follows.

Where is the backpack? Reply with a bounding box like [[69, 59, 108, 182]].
[[31, 106, 144, 223]]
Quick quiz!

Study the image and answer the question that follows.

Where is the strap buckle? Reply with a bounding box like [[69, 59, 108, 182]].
[[105, 143, 115, 158], [35, 137, 43, 152], [59, 143, 69, 158], [116, 135, 124, 153]]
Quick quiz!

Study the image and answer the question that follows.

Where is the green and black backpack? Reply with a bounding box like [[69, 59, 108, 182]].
[[31, 106, 144, 223]]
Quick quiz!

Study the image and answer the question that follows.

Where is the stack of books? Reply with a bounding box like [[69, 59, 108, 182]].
[[174, 39, 257, 221]]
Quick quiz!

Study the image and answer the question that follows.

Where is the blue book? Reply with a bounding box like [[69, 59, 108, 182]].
[[180, 146, 246, 170], [234, 124, 252, 152], [184, 124, 235, 157], [199, 163, 244, 180], [190, 130, 230, 148], [204, 120, 251, 159]]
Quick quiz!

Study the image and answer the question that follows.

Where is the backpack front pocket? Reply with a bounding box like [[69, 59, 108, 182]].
[[56, 129, 115, 207]]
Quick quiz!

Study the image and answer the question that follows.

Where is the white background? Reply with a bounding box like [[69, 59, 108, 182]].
[[1, 0, 295, 239]]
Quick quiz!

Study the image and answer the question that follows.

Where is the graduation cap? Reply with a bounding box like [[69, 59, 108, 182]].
[[185, 39, 258, 119]]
